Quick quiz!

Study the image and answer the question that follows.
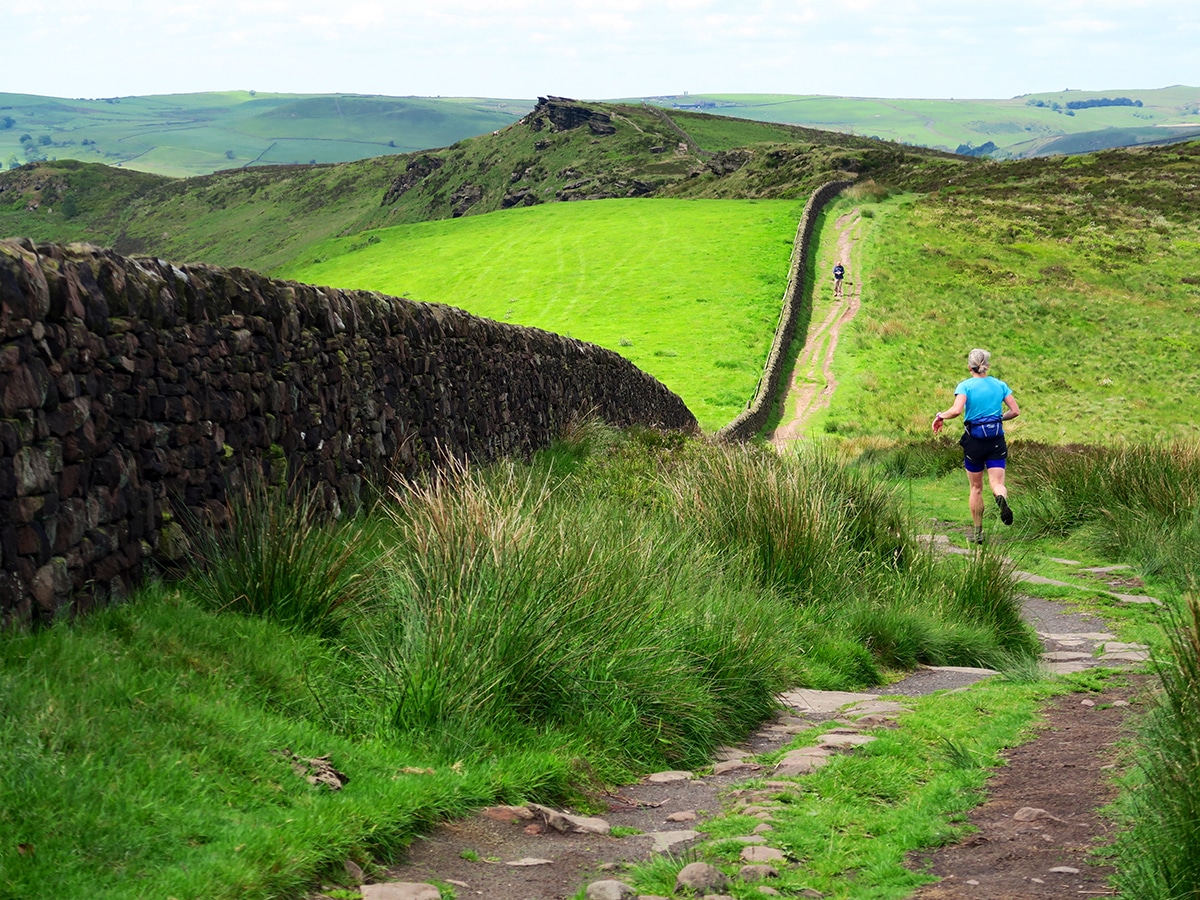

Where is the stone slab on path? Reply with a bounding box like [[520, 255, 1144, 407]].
[[778, 688, 879, 716]]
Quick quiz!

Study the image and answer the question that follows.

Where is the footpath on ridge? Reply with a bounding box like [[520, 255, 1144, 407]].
[[770, 207, 865, 446], [312, 540, 1155, 900]]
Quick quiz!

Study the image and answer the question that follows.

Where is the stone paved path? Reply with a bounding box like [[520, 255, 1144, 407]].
[[336, 545, 1153, 900]]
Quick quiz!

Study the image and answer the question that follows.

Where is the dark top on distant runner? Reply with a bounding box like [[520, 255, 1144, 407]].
[[833, 264, 845, 280]]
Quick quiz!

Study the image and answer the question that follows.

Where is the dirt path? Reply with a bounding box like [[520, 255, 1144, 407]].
[[316, 566, 1151, 900], [769, 209, 864, 446]]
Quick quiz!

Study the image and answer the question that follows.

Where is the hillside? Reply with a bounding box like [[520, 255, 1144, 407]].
[[0, 91, 532, 177], [0, 98, 962, 272], [651, 85, 1200, 158], [5, 87, 1199, 180], [814, 141, 1200, 443], [4, 96, 1199, 443]]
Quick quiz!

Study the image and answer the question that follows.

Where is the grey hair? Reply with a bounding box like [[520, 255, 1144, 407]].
[[967, 348, 991, 373]]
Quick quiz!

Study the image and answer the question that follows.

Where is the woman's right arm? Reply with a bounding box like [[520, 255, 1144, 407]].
[[933, 393, 967, 432]]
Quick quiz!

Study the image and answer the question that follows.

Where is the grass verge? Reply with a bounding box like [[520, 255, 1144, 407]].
[[0, 425, 1039, 898]]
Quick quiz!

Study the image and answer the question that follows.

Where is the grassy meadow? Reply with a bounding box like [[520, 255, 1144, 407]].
[[0, 427, 1043, 900], [809, 155, 1200, 444], [277, 198, 803, 430]]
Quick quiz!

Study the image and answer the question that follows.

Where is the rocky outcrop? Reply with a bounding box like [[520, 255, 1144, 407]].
[[556, 179, 655, 202], [500, 188, 540, 209], [528, 97, 616, 136], [0, 239, 696, 628], [381, 154, 445, 205], [707, 149, 752, 176], [450, 183, 483, 217]]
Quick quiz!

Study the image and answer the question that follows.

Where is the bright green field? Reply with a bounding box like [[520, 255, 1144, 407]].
[[278, 198, 803, 430]]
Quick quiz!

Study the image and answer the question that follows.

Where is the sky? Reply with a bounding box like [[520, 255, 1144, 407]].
[[2, 0, 1197, 102]]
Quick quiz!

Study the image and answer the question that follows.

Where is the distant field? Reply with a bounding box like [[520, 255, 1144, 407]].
[[5, 87, 1198, 180], [652, 86, 1200, 157], [277, 198, 803, 430], [0, 92, 533, 177]]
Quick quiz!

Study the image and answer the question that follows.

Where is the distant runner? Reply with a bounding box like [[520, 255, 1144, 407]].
[[932, 348, 1020, 545], [832, 262, 845, 299]]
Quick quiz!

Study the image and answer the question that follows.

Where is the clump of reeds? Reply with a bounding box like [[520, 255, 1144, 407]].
[[185, 473, 383, 637], [1113, 590, 1200, 898], [346, 456, 794, 773]]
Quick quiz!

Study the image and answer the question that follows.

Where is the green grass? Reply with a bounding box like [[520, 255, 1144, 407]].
[[0, 585, 546, 900], [276, 198, 803, 430], [1, 425, 1043, 899], [619, 675, 1089, 899], [1112, 593, 1200, 898], [660, 86, 1200, 157]]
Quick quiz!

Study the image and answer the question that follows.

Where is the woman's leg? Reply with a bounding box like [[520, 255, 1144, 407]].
[[987, 465, 1007, 500], [988, 465, 1013, 525], [967, 468, 985, 532]]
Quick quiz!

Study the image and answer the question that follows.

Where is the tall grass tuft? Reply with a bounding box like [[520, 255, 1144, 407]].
[[1020, 440, 1200, 587], [1021, 441, 1200, 531], [185, 474, 384, 637], [1114, 591, 1200, 898], [944, 548, 1040, 658], [345, 458, 796, 773], [666, 442, 905, 598]]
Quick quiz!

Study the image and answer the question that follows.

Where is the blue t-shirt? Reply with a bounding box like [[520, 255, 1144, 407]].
[[955, 375, 1011, 424]]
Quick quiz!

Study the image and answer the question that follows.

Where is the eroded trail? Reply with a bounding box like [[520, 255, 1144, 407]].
[[769, 208, 864, 447]]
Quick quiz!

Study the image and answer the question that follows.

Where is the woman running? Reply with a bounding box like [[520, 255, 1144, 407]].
[[932, 348, 1020, 544]]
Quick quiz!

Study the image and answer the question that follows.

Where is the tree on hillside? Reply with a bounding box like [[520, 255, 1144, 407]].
[[0, 116, 15, 129], [37, 134, 52, 146]]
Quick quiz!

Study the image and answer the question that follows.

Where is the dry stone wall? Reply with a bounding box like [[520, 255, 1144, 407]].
[[0, 239, 695, 628], [716, 180, 851, 442]]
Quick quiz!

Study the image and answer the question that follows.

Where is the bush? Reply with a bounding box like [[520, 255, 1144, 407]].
[[343, 457, 797, 771]]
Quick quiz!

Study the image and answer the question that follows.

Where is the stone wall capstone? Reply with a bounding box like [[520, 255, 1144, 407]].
[[0, 238, 696, 628], [716, 180, 851, 442]]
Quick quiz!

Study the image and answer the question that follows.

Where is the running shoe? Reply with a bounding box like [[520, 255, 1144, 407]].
[[996, 495, 1013, 526]]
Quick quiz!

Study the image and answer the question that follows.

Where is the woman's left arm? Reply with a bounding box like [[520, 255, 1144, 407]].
[[1002, 395, 1020, 421]]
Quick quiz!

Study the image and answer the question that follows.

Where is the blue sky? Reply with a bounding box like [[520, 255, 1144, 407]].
[[3, 0, 1197, 101]]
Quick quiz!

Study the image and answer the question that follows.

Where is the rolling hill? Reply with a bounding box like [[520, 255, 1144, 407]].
[[3, 95, 1198, 440], [642, 85, 1200, 158], [4, 87, 1198, 181], [0, 98, 961, 272], [0, 91, 532, 177]]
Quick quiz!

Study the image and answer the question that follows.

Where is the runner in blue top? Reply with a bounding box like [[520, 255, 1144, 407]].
[[832, 262, 845, 298], [931, 348, 1020, 544]]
